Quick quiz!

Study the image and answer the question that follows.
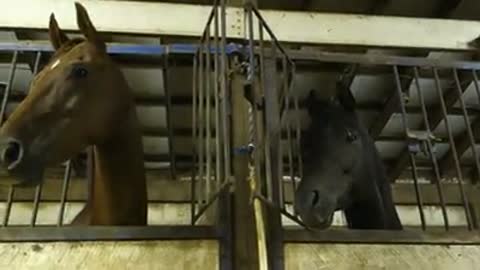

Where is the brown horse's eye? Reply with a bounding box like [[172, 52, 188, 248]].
[[71, 66, 88, 79]]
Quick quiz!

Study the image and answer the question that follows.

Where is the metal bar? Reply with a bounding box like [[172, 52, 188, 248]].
[[286, 49, 480, 70], [0, 51, 18, 228], [30, 51, 43, 227], [283, 56, 295, 212], [293, 75, 303, 182], [254, 192, 307, 228], [163, 53, 177, 180], [453, 69, 480, 180], [393, 65, 427, 230], [452, 68, 475, 229], [250, 6, 294, 67], [220, 0, 231, 181], [412, 66, 449, 230], [433, 67, 473, 231], [0, 226, 219, 242], [2, 187, 14, 227], [283, 228, 480, 245], [257, 17, 272, 202], [213, 3, 222, 192], [0, 50, 18, 124], [192, 181, 232, 225], [206, 27, 212, 204], [263, 43, 285, 270], [191, 53, 199, 224], [471, 70, 480, 180], [198, 41, 206, 205], [57, 160, 72, 226]]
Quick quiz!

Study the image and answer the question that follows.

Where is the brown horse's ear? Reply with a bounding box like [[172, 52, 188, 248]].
[[75, 2, 106, 53], [49, 13, 70, 50]]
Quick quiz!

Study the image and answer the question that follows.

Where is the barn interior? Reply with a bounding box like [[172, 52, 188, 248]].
[[0, 0, 480, 269]]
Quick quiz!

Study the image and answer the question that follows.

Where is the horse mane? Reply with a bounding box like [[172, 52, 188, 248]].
[[51, 38, 86, 60]]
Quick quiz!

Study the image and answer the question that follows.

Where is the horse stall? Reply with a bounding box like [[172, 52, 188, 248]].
[[1, 0, 480, 269]]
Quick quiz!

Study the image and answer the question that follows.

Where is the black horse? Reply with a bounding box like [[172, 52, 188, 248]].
[[293, 82, 403, 230]]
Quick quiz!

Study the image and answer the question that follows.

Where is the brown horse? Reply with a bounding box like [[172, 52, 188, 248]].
[[0, 3, 147, 225]]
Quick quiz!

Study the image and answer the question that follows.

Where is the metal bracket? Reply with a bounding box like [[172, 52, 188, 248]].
[[233, 143, 255, 156], [406, 130, 440, 156]]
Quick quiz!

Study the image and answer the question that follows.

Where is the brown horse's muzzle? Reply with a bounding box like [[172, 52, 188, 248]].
[[0, 136, 44, 186]]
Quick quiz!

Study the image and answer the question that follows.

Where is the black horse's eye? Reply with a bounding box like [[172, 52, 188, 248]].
[[71, 66, 88, 79], [346, 129, 358, 142]]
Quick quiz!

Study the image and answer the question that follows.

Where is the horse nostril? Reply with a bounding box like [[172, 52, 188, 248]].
[[2, 140, 23, 170], [311, 190, 320, 208]]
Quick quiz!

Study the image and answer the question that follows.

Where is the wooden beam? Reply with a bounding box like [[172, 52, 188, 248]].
[[2, 0, 480, 50]]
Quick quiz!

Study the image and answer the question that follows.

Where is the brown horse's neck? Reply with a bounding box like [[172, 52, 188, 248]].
[[75, 105, 147, 225]]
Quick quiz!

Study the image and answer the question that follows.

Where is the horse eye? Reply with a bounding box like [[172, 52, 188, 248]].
[[71, 66, 88, 79], [346, 130, 358, 142]]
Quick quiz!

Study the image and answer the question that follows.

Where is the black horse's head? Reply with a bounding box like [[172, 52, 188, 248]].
[[294, 82, 403, 230], [294, 83, 362, 229]]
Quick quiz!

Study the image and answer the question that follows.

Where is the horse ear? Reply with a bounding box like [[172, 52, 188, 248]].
[[49, 13, 70, 50], [75, 2, 106, 53], [335, 81, 356, 111]]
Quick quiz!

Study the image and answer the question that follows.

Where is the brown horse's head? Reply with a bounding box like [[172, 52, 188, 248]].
[[0, 3, 132, 186]]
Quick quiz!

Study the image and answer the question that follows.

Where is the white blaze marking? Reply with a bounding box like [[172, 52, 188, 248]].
[[65, 95, 79, 110], [50, 59, 61, 70]]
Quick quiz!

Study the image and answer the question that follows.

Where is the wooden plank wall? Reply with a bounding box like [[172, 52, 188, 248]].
[[0, 241, 219, 270], [285, 244, 480, 270]]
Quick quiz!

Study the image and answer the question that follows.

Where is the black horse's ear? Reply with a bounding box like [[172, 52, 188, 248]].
[[305, 89, 317, 115], [335, 81, 356, 112]]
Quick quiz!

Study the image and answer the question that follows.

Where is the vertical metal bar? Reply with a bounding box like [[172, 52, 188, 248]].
[[434, 67, 472, 230], [220, 0, 231, 181], [471, 70, 480, 180], [2, 187, 14, 227], [1, 51, 18, 227], [454, 69, 480, 181], [293, 70, 302, 216], [247, 4, 263, 200], [191, 53, 198, 225], [213, 3, 222, 192], [257, 20, 273, 201], [0, 51, 18, 123], [57, 160, 72, 226], [163, 55, 177, 180], [206, 27, 212, 203], [413, 67, 449, 230], [198, 41, 206, 205], [393, 65, 427, 230], [283, 56, 295, 212], [30, 51, 43, 227], [452, 68, 475, 229]]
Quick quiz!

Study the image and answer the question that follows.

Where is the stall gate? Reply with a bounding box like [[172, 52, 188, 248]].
[[0, 1, 480, 270], [237, 2, 480, 270], [0, 3, 235, 268]]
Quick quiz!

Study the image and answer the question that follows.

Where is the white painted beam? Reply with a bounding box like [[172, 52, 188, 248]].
[[2, 0, 480, 50]]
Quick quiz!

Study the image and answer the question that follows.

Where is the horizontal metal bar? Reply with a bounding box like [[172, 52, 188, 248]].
[[1, 41, 480, 70], [283, 228, 480, 245], [286, 49, 480, 69], [0, 42, 241, 56], [0, 226, 219, 242]]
